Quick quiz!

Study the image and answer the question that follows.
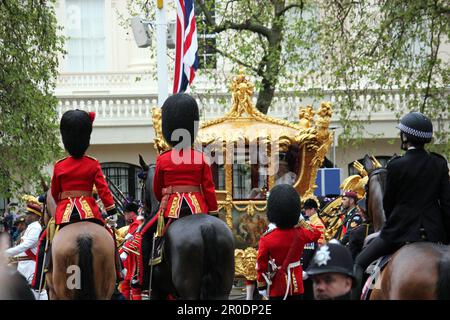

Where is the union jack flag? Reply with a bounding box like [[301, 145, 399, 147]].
[[173, 0, 199, 93]]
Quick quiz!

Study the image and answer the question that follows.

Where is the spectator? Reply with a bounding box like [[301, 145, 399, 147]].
[[306, 241, 355, 300]]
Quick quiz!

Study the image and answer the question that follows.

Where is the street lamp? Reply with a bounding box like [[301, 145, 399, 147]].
[[130, 1, 169, 108]]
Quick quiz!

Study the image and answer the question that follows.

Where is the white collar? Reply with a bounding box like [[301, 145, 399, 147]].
[[408, 146, 417, 150]]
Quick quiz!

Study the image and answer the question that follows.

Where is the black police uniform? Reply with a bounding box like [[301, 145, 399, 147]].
[[355, 150, 450, 271], [353, 112, 450, 300], [348, 222, 374, 259]]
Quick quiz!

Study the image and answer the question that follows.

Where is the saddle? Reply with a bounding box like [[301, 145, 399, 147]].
[[361, 255, 391, 300]]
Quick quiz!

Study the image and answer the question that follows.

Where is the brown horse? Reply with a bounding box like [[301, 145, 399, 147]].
[[44, 190, 116, 300], [363, 155, 450, 300]]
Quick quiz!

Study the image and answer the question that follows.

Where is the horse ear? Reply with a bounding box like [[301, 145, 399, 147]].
[[363, 154, 375, 172], [139, 154, 149, 171]]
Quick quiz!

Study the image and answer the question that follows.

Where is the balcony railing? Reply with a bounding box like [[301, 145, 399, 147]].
[[55, 72, 448, 126]]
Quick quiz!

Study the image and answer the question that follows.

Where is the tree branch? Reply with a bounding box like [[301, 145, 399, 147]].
[[276, 2, 304, 17], [214, 20, 271, 38], [211, 47, 259, 73], [196, 0, 271, 38]]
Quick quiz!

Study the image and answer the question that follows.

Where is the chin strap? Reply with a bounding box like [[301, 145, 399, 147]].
[[400, 132, 408, 151]]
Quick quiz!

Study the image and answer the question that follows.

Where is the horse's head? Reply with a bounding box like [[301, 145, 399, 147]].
[[365, 155, 389, 232], [138, 154, 159, 219]]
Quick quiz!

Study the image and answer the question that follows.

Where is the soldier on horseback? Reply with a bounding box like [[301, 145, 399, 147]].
[[352, 111, 450, 299], [32, 110, 120, 299], [148, 93, 218, 256]]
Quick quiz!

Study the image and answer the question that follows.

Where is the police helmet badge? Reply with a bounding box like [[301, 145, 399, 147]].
[[314, 245, 331, 266]]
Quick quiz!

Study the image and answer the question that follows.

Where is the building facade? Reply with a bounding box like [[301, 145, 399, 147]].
[[53, 0, 449, 200]]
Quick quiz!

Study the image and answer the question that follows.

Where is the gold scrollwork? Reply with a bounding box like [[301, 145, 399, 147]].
[[235, 247, 258, 280]]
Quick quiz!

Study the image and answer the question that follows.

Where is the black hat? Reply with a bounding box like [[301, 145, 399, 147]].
[[396, 112, 433, 144], [124, 202, 139, 213], [306, 241, 355, 280], [304, 198, 319, 210], [60, 110, 94, 158], [267, 184, 300, 229], [162, 93, 199, 149], [13, 216, 26, 225]]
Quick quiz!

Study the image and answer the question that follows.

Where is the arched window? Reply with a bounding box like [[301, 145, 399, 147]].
[[101, 162, 142, 201]]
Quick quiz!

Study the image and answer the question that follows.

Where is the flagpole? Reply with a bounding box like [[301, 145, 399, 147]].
[[155, 0, 168, 107]]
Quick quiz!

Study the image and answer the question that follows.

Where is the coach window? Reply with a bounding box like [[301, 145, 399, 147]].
[[101, 162, 141, 201]]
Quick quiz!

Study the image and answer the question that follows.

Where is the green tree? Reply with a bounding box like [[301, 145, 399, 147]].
[[0, 0, 65, 197], [128, 0, 449, 156]]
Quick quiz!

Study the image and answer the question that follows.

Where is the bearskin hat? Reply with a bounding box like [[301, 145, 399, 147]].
[[60, 110, 93, 158], [161, 93, 199, 149], [304, 198, 319, 210], [267, 184, 301, 229], [124, 202, 139, 214]]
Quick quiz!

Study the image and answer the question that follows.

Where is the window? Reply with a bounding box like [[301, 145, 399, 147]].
[[101, 163, 142, 202], [65, 0, 106, 72], [195, 1, 217, 69], [231, 149, 268, 200], [348, 156, 392, 176]]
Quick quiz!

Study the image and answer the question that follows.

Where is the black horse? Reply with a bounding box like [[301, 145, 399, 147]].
[[138, 155, 235, 299]]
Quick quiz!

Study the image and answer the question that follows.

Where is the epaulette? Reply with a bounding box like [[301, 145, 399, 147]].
[[430, 152, 448, 162], [262, 226, 276, 236], [55, 156, 69, 164], [85, 155, 98, 161]]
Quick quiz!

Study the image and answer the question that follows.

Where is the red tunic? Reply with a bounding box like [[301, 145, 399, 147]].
[[153, 149, 218, 218], [51, 155, 116, 225], [127, 217, 140, 235], [257, 226, 321, 298]]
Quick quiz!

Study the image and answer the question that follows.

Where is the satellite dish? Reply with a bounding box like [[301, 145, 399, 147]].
[[130, 16, 152, 48]]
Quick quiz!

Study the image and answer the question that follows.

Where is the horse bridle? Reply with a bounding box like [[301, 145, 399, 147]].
[[366, 168, 387, 218]]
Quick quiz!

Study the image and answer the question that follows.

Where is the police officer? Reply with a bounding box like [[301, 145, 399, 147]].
[[306, 241, 355, 300], [352, 112, 450, 299]]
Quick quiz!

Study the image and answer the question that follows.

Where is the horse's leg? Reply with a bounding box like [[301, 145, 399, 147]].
[[92, 229, 116, 300], [169, 238, 202, 299], [369, 265, 387, 300], [52, 244, 75, 300], [45, 271, 58, 300]]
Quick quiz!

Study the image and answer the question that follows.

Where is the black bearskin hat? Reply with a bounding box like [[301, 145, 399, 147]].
[[304, 198, 319, 210], [60, 110, 93, 158], [124, 202, 139, 213], [161, 93, 199, 149], [267, 184, 301, 229], [396, 112, 433, 144]]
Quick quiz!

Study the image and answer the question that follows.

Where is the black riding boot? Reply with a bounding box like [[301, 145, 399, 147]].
[[351, 264, 364, 300]]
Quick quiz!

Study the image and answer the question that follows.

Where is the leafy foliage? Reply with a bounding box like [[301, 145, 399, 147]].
[[127, 0, 449, 157], [0, 0, 65, 196]]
